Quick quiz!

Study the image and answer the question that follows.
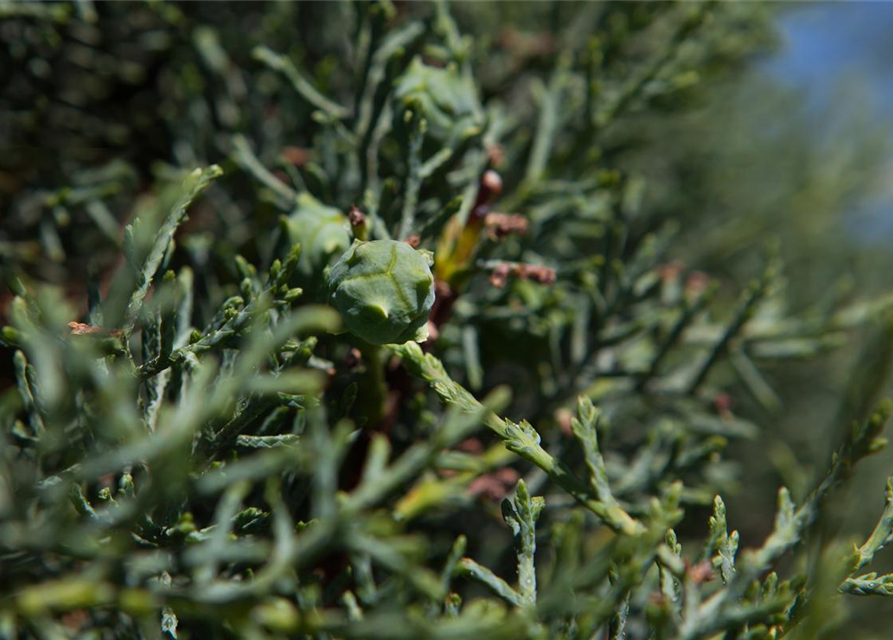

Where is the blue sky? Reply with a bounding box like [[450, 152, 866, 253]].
[[767, 2, 893, 237], [771, 3, 893, 99]]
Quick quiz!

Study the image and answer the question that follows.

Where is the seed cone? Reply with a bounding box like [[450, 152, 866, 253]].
[[327, 239, 436, 345], [283, 193, 352, 280]]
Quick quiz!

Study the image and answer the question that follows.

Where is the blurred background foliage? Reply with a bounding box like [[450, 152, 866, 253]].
[[3, 1, 893, 637]]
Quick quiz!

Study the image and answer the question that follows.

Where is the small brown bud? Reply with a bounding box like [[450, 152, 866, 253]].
[[69, 321, 101, 335], [489, 263, 511, 288], [272, 170, 290, 187], [484, 213, 529, 240], [425, 319, 439, 342], [404, 234, 421, 248], [281, 146, 311, 166], [467, 466, 519, 502], [659, 261, 684, 284], [494, 467, 519, 485], [345, 347, 362, 371], [486, 143, 505, 168], [61, 610, 89, 631], [348, 205, 366, 228], [468, 475, 502, 500], [480, 170, 503, 202], [685, 271, 711, 296], [687, 561, 714, 584], [68, 321, 123, 338], [555, 408, 574, 437], [435, 279, 452, 298], [489, 263, 556, 288], [714, 392, 733, 417], [524, 265, 556, 286], [456, 438, 484, 455]]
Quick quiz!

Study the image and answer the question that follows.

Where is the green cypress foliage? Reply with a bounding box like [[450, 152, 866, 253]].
[[2, 2, 893, 638]]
